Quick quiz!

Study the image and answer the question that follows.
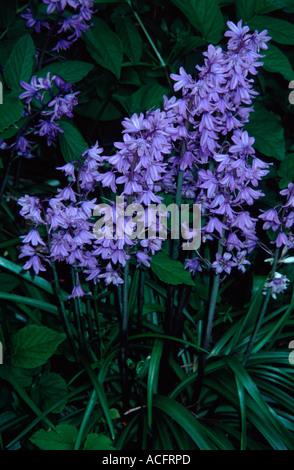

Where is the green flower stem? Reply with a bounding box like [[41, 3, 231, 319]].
[[195, 237, 224, 405], [121, 258, 130, 410], [137, 268, 145, 332], [46, 232, 78, 362], [129, 5, 166, 68], [243, 247, 280, 365]]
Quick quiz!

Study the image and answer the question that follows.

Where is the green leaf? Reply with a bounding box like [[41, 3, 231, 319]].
[[153, 395, 223, 449], [38, 61, 94, 83], [114, 84, 170, 115], [11, 325, 66, 368], [147, 340, 163, 429], [0, 273, 20, 292], [115, 17, 142, 63], [150, 252, 194, 286], [262, 43, 294, 80], [59, 121, 88, 162], [236, 0, 256, 20], [278, 154, 294, 188], [0, 292, 59, 315], [249, 15, 294, 44], [245, 102, 285, 160], [84, 18, 123, 79], [3, 35, 35, 90], [254, 0, 285, 14], [83, 433, 115, 450], [30, 424, 77, 450], [169, 0, 224, 43], [31, 373, 68, 414], [0, 256, 64, 297], [0, 94, 24, 133]]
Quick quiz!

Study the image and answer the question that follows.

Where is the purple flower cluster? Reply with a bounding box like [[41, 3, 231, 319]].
[[163, 20, 271, 276], [21, 0, 95, 52], [1, 73, 78, 158], [18, 21, 272, 294], [259, 183, 294, 249]]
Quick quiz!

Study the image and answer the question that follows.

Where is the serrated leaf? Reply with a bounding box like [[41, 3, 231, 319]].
[[38, 61, 94, 83], [115, 17, 142, 63], [150, 252, 194, 286], [170, 0, 224, 43], [11, 325, 66, 368], [30, 424, 77, 450], [249, 15, 294, 44], [59, 121, 88, 162], [84, 18, 123, 79], [83, 433, 115, 450], [245, 102, 285, 161], [262, 43, 294, 81], [3, 35, 35, 90]]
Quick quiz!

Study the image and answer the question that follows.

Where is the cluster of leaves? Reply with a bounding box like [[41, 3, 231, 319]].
[[0, 0, 294, 451]]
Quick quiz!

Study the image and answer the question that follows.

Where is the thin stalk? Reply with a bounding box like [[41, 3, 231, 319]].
[[46, 232, 78, 362], [243, 247, 280, 365], [121, 258, 130, 410], [128, 4, 166, 68], [137, 268, 145, 332], [195, 235, 224, 405]]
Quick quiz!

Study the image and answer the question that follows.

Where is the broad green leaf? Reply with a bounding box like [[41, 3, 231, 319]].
[[84, 18, 123, 79], [169, 36, 206, 62], [249, 15, 294, 44], [150, 252, 194, 286], [11, 325, 66, 368], [236, 0, 256, 20], [245, 102, 285, 160], [115, 17, 142, 63], [30, 424, 77, 450], [83, 433, 115, 450], [3, 35, 35, 90], [278, 154, 294, 188], [262, 43, 294, 81], [114, 84, 170, 115], [59, 120, 88, 162], [0, 94, 24, 133], [255, 0, 285, 14], [31, 373, 68, 414], [169, 0, 224, 43], [38, 61, 94, 83]]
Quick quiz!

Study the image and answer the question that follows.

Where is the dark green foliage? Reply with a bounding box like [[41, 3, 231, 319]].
[[0, 0, 294, 451]]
